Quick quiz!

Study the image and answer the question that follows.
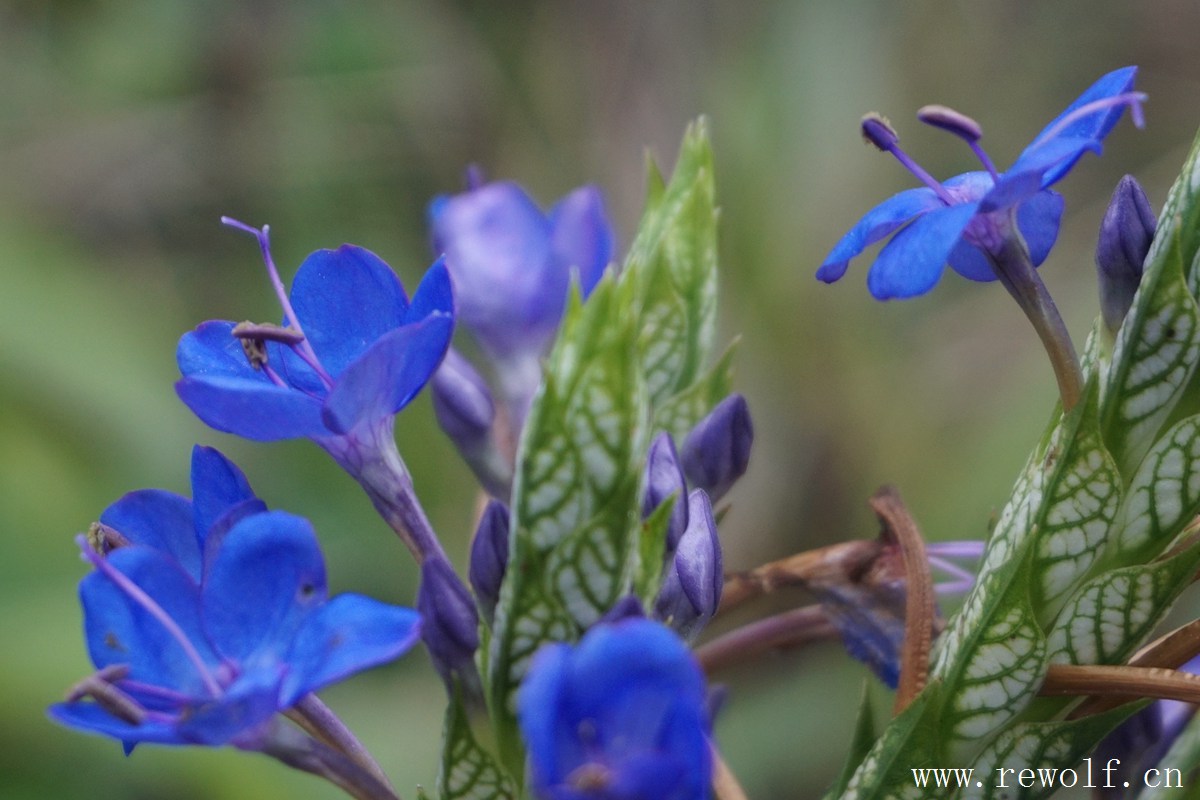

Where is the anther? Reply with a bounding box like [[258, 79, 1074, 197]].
[[861, 113, 899, 151], [66, 665, 145, 725], [86, 522, 130, 555], [917, 105, 983, 142]]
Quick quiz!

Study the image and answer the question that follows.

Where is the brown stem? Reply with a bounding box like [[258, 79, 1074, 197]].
[[696, 605, 840, 674], [711, 742, 750, 800], [719, 540, 883, 613], [1043, 663, 1200, 706], [868, 486, 933, 716]]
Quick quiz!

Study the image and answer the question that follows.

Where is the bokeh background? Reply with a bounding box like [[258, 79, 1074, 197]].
[[3, 2, 1200, 798]]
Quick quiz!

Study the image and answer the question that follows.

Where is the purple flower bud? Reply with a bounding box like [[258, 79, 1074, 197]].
[[432, 348, 495, 447], [468, 500, 509, 624], [417, 556, 480, 684], [643, 432, 689, 549], [1097, 175, 1156, 334], [681, 394, 753, 503], [654, 490, 723, 639], [429, 181, 613, 364]]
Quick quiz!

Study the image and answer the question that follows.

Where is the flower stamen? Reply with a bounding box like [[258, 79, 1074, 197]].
[[76, 535, 223, 699], [861, 113, 957, 205], [917, 105, 1001, 181], [221, 217, 336, 390]]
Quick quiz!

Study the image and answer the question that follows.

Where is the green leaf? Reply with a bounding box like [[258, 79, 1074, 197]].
[[832, 684, 944, 800], [1028, 382, 1122, 610], [625, 117, 719, 406], [945, 584, 1049, 741], [959, 704, 1140, 800], [828, 683, 880, 799], [1046, 545, 1200, 666], [1109, 414, 1200, 563], [436, 685, 518, 800]]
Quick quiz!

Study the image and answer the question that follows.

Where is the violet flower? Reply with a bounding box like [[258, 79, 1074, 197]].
[[518, 619, 712, 800], [817, 67, 1145, 411], [50, 475, 420, 750], [818, 67, 1144, 299], [177, 219, 453, 445]]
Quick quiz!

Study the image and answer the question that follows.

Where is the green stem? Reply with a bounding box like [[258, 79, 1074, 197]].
[[988, 232, 1084, 412]]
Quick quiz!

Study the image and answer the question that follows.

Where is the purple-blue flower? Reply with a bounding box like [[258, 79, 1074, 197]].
[[430, 180, 613, 366], [49, 449, 421, 749], [177, 219, 453, 443], [817, 66, 1144, 300], [518, 619, 712, 800]]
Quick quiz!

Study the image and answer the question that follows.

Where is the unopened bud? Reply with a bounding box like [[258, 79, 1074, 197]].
[[643, 432, 689, 550], [468, 500, 509, 625], [1096, 175, 1155, 334], [654, 490, 723, 639], [417, 556, 480, 684], [681, 395, 753, 503], [432, 349, 495, 447]]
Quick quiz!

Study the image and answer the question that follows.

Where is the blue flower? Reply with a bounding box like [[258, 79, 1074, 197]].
[[430, 180, 613, 366], [177, 220, 453, 442], [817, 66, 1144, 300], [518, 619, 712, 800], [49, 451, 421, 749]]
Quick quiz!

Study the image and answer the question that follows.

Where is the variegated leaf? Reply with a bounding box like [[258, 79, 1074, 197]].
[[1047, 547, 1200, 666], [1028, 386, 1121, 609], [437, 686, 517, 800], [957, 706, 1139, 800], [946, 592, 1049, 740], [1110, 414, 1200, 562]]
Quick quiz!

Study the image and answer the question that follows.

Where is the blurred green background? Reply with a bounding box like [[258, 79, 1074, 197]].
[[3, 2, 1199, 798]]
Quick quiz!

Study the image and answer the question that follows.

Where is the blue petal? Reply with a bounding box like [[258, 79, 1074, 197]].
[[404, 257, 455, 325], [432, 181, 559, 355], [288, 245, 409, 378], [320, 313, 453, 435], [549, 185, 615, 298], [986, 136, 1100, 210], [174, 672, 281, 746], [99, 489, 201, 581], [175, 376, 329, 441], [48, 702, 187, 746], [1020, 66, 1137, 186], [278, 595, 421, 706], [946, 241, 996, 282], [190, 446, 260, 546], [518, 642, 574, 787], [81, 547, 218, 693], [177, 320, 263, 381], [201, 511, 327, 668], [1017, 190, 1064, 267], [867, 202, 979, 299], [817, 188, 943, 283]]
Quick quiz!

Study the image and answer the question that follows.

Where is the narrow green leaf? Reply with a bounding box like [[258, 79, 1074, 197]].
[[833, 685, 944, 800], [828, 683, 880, 799], [1137, 708, 1200, 799]]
